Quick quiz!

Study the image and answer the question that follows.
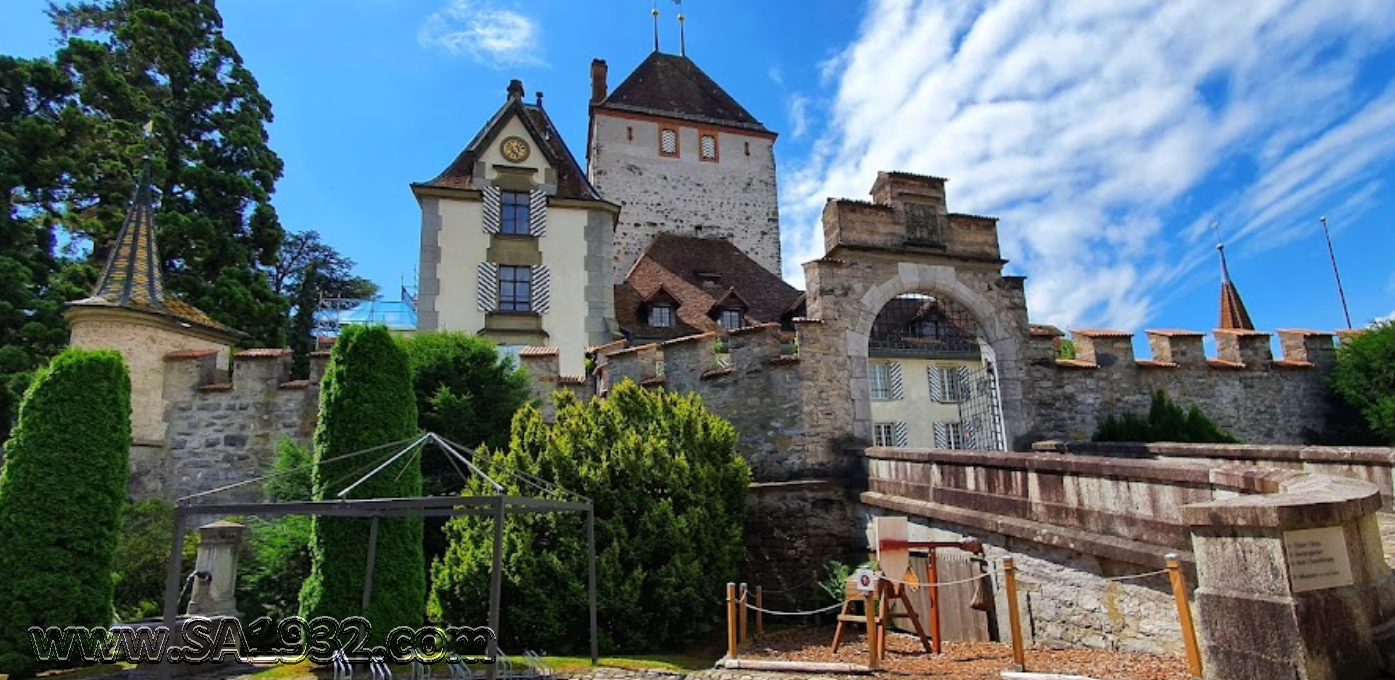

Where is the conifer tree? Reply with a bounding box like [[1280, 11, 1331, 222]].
[[0, 348, 131, 677], [299, 325, 423, 639]]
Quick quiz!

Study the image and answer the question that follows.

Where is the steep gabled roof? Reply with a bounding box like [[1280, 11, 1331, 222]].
[[417, 85, 603, 200], [598, 53, 770, 133], [67, 163, 243, 338], [1215, 243, 1255, 331]]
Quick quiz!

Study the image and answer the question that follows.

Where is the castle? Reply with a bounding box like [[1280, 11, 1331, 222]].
[[60, 41, 1355, 617]]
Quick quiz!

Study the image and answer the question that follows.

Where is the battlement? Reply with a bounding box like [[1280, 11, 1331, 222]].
[[1025, 326, 1346, 443], [821, 171, 1002, 262], [163, 348, 330, 397], [1029, 327, 1340, 372]]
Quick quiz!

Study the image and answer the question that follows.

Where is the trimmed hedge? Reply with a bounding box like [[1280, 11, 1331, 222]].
[[0, 348, 132, 677], [428, 380, 750, 654], [299, 325, 423, 638]]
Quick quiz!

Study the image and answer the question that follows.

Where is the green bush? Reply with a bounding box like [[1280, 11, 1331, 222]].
[[1092, 390, 1240, 443], [299, 325, 423, 638], [398, 331, 531, 496], [238, 439, 314, 621], [112, 499, 199, 623], [429, 380, 750, 654], [1331, 321, 1395, 445], [0, 348, 131, 677]]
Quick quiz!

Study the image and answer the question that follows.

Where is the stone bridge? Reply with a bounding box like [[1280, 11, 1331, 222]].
[[856, 441, 1395, 680]]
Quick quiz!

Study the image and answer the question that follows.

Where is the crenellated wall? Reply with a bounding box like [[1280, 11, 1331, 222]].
[[1024, 326, 1339, 444], [131, 349, 328, 502]]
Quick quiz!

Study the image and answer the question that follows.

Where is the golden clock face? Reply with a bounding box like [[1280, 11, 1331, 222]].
[[500, 136, 530, 163]]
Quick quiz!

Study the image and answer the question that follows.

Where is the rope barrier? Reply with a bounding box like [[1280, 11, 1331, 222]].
[[1103, 568, 1170, 582], [878, 569, 1001, 588], [741, 600, 847, 616]]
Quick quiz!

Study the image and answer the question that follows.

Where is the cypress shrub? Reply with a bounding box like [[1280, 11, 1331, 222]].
[[0, 348, 131, 677], [429, 380, 750, 654], [299, 325, 423, 638]]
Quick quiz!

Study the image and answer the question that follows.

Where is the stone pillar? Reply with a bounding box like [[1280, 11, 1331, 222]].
[[186, 521, 245, 617], [1183, 473, 1395, 680]]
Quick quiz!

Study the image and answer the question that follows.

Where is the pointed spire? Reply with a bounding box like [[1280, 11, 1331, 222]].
[[651, 1, 661, 52], [89, 158, 165, 308], [1211, 223, 1255, 331], [675, 0, 686, 56]]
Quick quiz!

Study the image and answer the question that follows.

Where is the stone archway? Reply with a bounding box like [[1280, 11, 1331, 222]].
[[845, 263, 1027, 449]]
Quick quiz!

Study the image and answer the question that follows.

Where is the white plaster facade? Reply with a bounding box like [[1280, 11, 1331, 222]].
[[415, 101, 617, 376], [867, 356, 981, 448], [588, 111, 781, 282]]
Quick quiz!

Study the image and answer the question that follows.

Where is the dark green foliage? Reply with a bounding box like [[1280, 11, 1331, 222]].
[[49, 0, 290, 346], [1331, 322, 1395, 445], [398, 332, 531, 495], [238, 439, 314, 620], [1056, 339, 1076, 360], [112, 499, 199, 623], [1093, 390, 1240, 443], [275, 231, 379, 379], [0, 348, 131, 676], [1302, 387, 1386, 446], [429, 381, 750, 654], [0, 55, 96, 443], [299, 325, 423, 638]]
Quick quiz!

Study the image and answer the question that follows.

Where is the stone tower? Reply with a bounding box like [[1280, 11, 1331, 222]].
[[64, 162, 244, 445], [586, 53, 781, 283]]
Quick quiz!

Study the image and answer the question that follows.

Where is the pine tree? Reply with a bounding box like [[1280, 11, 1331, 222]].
[[49, 0, 290, 345], [0, 348, 131, 677]]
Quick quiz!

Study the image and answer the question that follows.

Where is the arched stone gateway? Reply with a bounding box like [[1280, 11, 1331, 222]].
[[801, 172, 1032, 450]]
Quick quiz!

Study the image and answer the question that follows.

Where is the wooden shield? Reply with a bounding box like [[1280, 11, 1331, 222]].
[[875, 516, 910, 581]]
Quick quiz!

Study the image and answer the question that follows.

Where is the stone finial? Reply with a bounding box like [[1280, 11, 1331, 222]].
[[507, 79, 525, 102], [1070, 330, 1135, 368], [1214, 329, 1272, 366], [1145, 330, 1206, 367]]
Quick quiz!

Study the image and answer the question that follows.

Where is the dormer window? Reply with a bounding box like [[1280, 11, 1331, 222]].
[[660, 128, 679, 157], [700, 133, 718, 161], [649, 303, 674, 328], [719, 308, 743, 331], [500, 190, 530, 235]]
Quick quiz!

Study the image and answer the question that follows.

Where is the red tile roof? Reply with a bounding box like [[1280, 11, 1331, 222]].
[[617, 234, 804, 342]]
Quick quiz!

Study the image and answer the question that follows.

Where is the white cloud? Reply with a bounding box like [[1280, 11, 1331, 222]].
[[417, 0, 543, 68], [788, 95, 810, 139], [780, 0, 1395, 329]]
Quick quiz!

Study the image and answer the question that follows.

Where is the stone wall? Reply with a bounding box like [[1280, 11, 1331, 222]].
[[588, 111, 782, 281], [132, 349, 326, 502], [1024, 327, 1338, 444]]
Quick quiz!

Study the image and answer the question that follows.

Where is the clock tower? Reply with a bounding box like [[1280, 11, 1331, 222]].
[[412, 79, 620, 375]]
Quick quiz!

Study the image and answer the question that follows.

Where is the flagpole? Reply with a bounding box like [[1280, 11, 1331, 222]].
[[1319, 216, 1353, 329]]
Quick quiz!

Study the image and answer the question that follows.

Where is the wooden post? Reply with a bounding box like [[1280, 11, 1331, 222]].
[[756, 586, 763, 639], [1004, 557, 1025, 671], [1167, 553, 1203, 679], [864, 590, 879, 670], [726, 582, 738, 659], [739, 582, 749, 644], [927, 550, 942, 654]]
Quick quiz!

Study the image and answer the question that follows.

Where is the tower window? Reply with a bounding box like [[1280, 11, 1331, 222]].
[[744, 141, 750, 156], [660, 128, 679, 157], [500, 191, 530, 236], [700, 133, 718, 161], [648, 303, 674, 328], [627, 126, 634, 141], [498, 265, 532, 312]]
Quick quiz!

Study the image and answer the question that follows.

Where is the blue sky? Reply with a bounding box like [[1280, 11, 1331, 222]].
[[4, 0, 1395, 344]]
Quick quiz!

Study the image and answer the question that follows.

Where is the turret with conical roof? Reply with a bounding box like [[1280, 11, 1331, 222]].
[[65, 161, 243, 443]]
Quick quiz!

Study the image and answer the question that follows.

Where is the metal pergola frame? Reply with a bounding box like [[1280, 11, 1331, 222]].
[[160, 433, 598, 676]]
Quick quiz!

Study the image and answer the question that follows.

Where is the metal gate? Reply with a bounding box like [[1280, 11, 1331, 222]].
[[956, 360, 1006, 451]]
